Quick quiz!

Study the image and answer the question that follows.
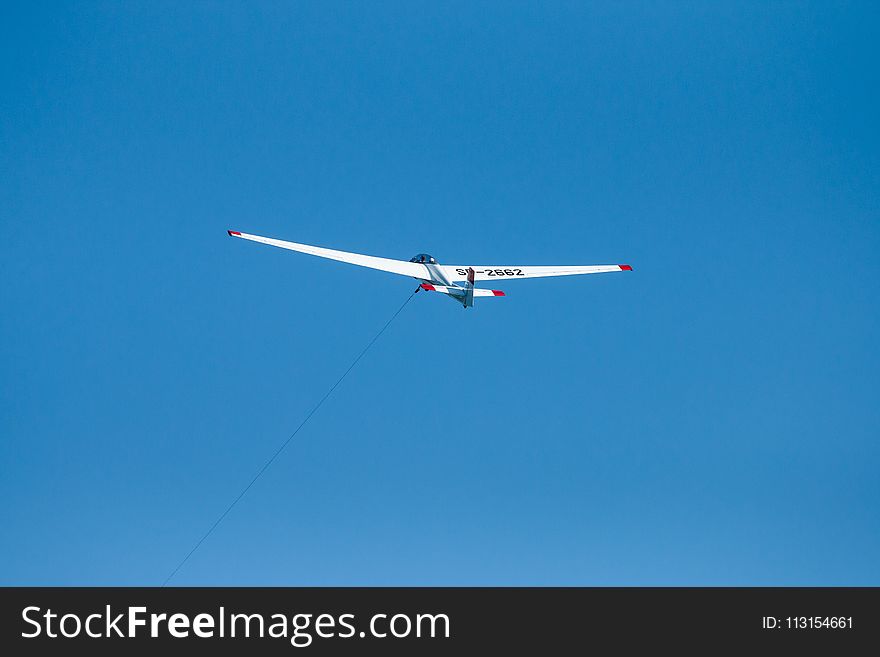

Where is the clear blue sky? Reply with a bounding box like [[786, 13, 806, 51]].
[[1, 1, 878, 585]]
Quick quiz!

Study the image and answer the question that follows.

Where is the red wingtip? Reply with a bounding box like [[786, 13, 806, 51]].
[[619, 264, 633, 271], [420, 283, 436, 291], [492, 290, 505, 296], [228, 230, 241, 236]]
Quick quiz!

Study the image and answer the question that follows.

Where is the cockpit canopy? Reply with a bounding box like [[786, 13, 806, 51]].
[[409, 253, 438, 265]]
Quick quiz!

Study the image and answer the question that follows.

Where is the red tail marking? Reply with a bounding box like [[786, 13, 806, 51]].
[[228, 230, 241, 236], [492, 290, 505, 296], [619, 264, 633, 271], [420, 283, 436, 291]]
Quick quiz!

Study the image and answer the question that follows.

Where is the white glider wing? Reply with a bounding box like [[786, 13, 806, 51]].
[[441, 264, 632, 281], [227, 230, 427, 278]]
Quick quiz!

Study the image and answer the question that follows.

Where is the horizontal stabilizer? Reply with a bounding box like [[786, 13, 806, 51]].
[[420, 283, 505, 297]]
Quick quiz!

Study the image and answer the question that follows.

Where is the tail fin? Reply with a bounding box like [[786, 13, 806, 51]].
[[464, 267, 476, 308]]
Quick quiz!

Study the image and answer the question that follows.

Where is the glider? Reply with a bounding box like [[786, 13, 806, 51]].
[[228, 230, 632, 308]]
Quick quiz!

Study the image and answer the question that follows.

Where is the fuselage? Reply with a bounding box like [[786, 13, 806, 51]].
[[409, 253, 456, 287]]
